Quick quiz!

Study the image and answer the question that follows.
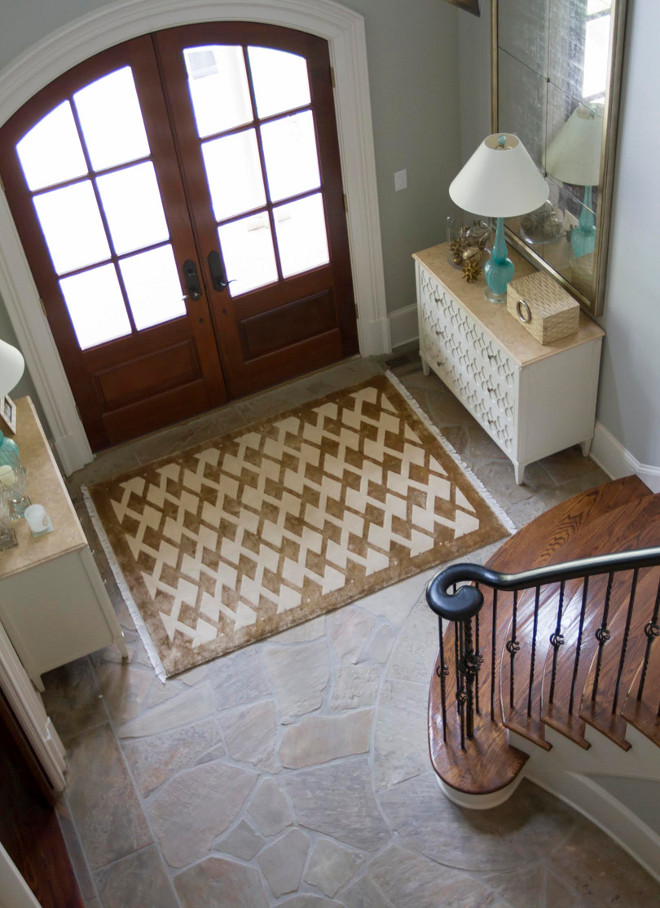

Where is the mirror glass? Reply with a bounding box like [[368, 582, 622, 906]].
[[494, 0, 628, 315]]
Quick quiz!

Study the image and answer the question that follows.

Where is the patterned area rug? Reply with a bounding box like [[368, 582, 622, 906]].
[[86, 373, 512, 678]]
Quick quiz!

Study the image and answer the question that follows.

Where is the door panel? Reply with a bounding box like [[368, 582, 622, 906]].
[[154, 23, 358, 399], [0, 24, 357, 450], [1, 37, 229, 449]]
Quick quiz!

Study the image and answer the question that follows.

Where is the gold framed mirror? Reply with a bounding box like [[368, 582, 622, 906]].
[[492, 0, 629, 316]]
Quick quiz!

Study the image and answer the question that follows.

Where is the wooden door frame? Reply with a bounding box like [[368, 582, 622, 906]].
[[0, 0, 388, 475]]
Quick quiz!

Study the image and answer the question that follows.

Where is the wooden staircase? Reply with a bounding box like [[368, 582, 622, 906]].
[[427, 476, 660, 872]]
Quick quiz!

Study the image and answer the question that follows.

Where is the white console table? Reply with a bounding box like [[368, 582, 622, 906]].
[[414, 244, 605, 484], [0, 397, 127, 690]]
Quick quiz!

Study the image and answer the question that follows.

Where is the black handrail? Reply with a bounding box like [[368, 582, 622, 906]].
[[427, 547, 660, 621]]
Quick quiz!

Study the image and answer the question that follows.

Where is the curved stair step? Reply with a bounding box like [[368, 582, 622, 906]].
[[428, 477, 651, 795], [621, 657, 660, 747]]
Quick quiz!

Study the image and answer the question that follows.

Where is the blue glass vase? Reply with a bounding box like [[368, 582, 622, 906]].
[[0, 431, 20, 471]]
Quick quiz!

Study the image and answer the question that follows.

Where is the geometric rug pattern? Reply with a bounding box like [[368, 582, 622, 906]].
[[87, 373, 511, 677]]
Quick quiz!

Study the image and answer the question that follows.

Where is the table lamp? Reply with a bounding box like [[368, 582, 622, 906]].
[[0, 338, 24, 398], [545, 105, 603, 258], [449, 133, 548, 303]]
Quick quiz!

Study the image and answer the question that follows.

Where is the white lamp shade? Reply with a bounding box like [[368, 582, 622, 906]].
[[545, 105, 603, 187], [0, 339, 24, 398], [449, 133, 548, 219]]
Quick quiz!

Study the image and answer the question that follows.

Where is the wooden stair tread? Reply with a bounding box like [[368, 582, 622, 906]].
[[428, 653, 528, 795]]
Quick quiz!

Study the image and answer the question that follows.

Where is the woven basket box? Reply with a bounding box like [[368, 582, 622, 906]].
[[506, 271, 579, 345]]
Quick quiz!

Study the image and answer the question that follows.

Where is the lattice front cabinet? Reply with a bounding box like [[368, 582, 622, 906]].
[[414, 245, 605, 484]]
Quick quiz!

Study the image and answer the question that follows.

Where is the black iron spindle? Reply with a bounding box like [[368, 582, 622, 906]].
[[569, 576, 590, 715], [474, 585, 481, 716], [612, 569, 639, 714], [436, 616, 448, 743], [549, 581, 567, 705], [490, 589, 498, 721], [463, 617, 476, 738], [638, 579, 660, 702], [527, 585, 541, 718], [592, 571, 615, 703], [507, 590, 520, 710]]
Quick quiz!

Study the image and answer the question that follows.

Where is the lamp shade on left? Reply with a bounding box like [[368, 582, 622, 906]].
[[0, 339, 25, 398]]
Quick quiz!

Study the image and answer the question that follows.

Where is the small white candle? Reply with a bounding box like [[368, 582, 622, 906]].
[[0, 464, 15, 487]]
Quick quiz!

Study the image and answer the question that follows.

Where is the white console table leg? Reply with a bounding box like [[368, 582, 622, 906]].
[[581, 438, 593, 457], [514, 461, 525, 485], [420, 354, 430, 376]]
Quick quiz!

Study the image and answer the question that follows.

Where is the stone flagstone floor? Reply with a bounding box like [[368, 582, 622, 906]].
[[40, 353, 660, 908]]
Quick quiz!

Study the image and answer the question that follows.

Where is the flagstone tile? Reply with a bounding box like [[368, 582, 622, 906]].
[[42, 658, 107, 744], [65, 723, 152, 869], [215, 818, 265, 860], [273, 614, 327, 644], [342, 874, 396, 908], [359, 623, 397, 663], [257, 827, 311, 897], [283, 758, 390, 852], [545, 816, 660, 906], [94, 846, 178, 908], [378, 774, 579, 873], [303, 839, 364, 897], [481, 864, 577, 908], [262, 639, 330, 724], [148, 760, 258, 868], [174, 856, 269, 908], [385, 599, 438, 686], [278, 899, 344, 908], [279, 710, 373, 768], [330, 663, 381, 711], [357, 571, 427, 625], [122, 717, 225, 797], [96, 662, 153, 725], [117, 681, 214, 738], [327, 607, 376, 663], [356, 843, 500, 908], [144, 678, 184, 708], [222, 699, 280, 771], [247, 776, 294, 836], [373, 679, 429, 791], [211, 644, 272, 710]]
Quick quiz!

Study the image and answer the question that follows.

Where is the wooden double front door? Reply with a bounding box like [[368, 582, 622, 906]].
[[0, 23, 357, 450]]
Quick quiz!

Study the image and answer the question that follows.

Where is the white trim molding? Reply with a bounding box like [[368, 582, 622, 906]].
[[0, 0, 388, 474], [590, 419, 660, 493]]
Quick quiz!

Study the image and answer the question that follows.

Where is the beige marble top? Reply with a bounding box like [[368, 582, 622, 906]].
[[0, 397, 86, 579], [414, 244, 604, 368]]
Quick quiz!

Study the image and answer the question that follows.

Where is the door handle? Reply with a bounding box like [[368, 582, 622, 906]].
[[207, 250, 229, 292], [182, 259, 202, 301]]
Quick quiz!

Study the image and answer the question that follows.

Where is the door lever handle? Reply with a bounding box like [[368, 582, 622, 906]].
[[182, 259, 202, 301], [208, 250, 230, 292]]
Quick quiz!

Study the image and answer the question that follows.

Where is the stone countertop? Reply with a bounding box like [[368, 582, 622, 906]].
[[0, 396, 86, 579], [414, 243, 605, 368]]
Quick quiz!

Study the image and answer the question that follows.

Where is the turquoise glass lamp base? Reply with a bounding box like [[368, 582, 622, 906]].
[[484, 217, 514, 304], [571, 185, 596, 258]]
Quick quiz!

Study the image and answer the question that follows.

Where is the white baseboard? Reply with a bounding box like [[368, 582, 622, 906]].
[[591, 420, 660, 493]]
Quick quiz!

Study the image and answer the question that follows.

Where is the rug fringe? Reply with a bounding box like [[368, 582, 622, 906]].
[[383, 370, 517, 536], [82, 486, 167, 683]]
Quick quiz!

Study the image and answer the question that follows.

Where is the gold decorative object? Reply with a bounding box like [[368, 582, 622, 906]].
[[462, 260, 482, 283]]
